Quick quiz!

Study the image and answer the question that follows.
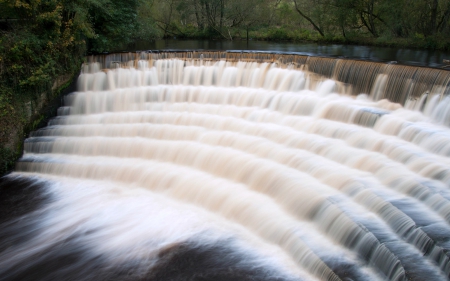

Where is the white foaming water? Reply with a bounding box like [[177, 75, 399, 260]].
[[9, 58, 450, 280]]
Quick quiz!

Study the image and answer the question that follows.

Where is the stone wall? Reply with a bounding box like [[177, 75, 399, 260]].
[[0, 73, 78, 176]]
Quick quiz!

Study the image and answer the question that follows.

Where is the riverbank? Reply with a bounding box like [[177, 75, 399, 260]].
[[249, 32, 449, 52], [318, 36, 450, 52], [152, 27, 450, 52], [0, 73, 78, 176]]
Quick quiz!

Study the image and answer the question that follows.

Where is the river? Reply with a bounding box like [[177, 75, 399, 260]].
[[2, 49, 450, 281], [120, 39, 450, 68]]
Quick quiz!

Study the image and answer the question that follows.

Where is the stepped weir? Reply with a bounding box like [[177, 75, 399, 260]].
[[2, 51, 450, 281]]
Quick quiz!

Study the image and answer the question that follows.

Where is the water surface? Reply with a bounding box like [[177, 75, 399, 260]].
[[2, 57, 450, 280], [123, 39, 450, 68]]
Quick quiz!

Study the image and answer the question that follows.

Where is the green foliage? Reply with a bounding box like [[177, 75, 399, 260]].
[[140, 0, 450, 50], [267, 27, 291, 41], [0, 146, 16, 176], [88, 0, 140, 52], [136, 0, 162, 40], [0, 0, 163, 176], [0, 90, 13, 118]]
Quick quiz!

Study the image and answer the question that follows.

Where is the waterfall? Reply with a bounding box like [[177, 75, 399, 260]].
[[2, 52, 450, 281]]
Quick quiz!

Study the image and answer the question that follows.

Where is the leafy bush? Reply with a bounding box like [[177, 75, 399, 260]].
[[267, 27, 291, 41]]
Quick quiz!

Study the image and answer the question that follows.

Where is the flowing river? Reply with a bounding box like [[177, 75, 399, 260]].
[[1, 51, 450, 281]]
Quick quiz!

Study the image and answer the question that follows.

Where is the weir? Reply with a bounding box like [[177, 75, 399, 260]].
[[91, 51, 450, 104], [1, 51, 450, 281]]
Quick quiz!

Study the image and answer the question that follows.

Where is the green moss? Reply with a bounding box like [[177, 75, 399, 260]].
[[0, 73, 77, 177], [0, 146, 17, 176]]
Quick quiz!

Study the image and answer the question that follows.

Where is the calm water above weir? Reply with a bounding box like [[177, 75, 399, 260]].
[[123, 39, 450, 68]]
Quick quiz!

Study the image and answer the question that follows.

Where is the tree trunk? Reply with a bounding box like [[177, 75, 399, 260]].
[[360, 12, 377, 37], [194, 0, 204, 30], [430, 0, 438, 34], [162, 0, 174, 38], [204, 1, 211, 29], [246, 25, 249, 41], [292, 0, 324, 37], [367, 0, 378, 37], [219, 0, 224, 33], [341, 24, 346, 39], [438, 2, 450, 33]]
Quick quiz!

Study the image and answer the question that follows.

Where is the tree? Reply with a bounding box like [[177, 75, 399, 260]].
[[412, 0, 450, 36], [226, 0, 272, 40], [135, 0, 161, 40], [87, 0, 140, 52], [292, 0, 325, 37]]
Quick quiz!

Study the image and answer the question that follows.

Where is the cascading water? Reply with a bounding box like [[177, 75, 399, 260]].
[[2, 51, 450, 281]]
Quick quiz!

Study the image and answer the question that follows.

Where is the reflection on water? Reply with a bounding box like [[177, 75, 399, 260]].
[[121, 39, 450, 68]]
